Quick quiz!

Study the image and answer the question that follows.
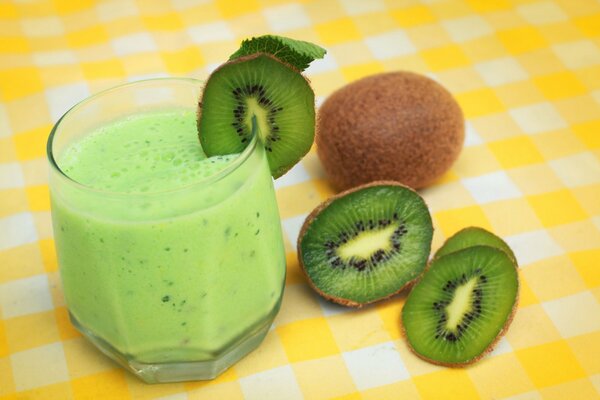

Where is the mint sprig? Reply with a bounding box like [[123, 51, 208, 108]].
[[229, 35, 326, 72]]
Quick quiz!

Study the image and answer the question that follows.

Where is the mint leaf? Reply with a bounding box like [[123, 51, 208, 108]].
[[229, 35, 326, 72]]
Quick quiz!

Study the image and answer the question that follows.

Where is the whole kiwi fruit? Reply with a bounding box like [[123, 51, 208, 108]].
[[316, 72, 464, 190]]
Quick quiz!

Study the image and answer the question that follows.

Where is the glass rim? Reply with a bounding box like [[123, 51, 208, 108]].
[[46, 77, 260, 197]]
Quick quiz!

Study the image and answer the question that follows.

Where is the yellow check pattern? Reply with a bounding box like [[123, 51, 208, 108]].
[[1, 0, 600, 399]]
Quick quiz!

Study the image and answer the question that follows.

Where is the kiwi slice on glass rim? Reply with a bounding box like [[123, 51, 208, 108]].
[[434, 226, 517, 264], [198, 35, 326, 178], [402, 245, 519, 366], [297, 181, 433, 307]]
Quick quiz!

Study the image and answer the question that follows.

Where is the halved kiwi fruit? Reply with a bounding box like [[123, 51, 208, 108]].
[[402, 245, 519, 366], [435, 226, 517, 264], [297, 181, 433, 307], [198, 53, 315, 178]]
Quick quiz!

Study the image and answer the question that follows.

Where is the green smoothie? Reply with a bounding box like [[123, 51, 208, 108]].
[[51, 109, 286, 364]]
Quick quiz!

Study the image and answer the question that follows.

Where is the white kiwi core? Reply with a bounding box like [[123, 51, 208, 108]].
[[337, 224, 397, 261], [445, 277, 477, 330]]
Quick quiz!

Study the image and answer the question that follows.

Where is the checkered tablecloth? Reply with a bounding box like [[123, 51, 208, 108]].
[[1, 0, 599, 398]]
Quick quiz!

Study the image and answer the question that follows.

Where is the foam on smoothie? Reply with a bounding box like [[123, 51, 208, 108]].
[[59, 110, 238, 193]]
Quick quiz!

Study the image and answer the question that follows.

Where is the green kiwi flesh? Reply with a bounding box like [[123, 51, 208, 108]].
[[198, 53, 315, 178], [402, 246, 519, 366], [298, 181, 433, 307], [435, 227, 516, 264]]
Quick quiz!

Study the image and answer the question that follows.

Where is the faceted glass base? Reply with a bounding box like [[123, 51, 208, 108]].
[[70, 313, 272, 383]]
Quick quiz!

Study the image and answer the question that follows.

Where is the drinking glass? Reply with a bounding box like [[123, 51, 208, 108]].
[[47, 78, 286, 383]]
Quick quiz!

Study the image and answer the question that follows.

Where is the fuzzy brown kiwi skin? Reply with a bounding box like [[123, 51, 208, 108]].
[[316, 71, 464, 190], [297, 180, 433, 308], [196, 53, 315, 178], [401, 245, 520, 367]]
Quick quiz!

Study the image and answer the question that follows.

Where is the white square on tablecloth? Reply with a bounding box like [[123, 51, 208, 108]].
[[0, 274, 53, 319], [97, 0, 139, 22], [504, 229, 563, 266], [462, 171, 522, 204], [550, 152, 600, 188], [263, 4, 311, 32], [516, 2, 567, 25], [45, 82, 90, 122], [542, 291, 600, 338], [592, 376, 600, 396], [240, 365, 303, 400], [305, 52, 339, 75], [464, 122, 483, 147], [33, 50, 77, 67], [339, 0, 385, 15], [187, 21, 234, 44], [552, 40, 600, 70], [155, 394, 189, 400], [343, 342, 409, 390], [203, 62, 221, 75], [317, 296, 352, 317], [315, 96, 325, 108], [281, 213, 309, 251], [489, 336, 513, 357], [171, 0, 211, 10], [365, 30, 416, 60], [0, 163, 25, 189], [11, 343, 69, 391], [509, 102, 567, 135], [0, 104, 11, 138], [274, 162, 311, 190], [592, 90, 600, 106], [442, 15, 492, 42], [0, 212, 38, 252], [111, 32, 158, 56], [0, 275, 53, 319], [593, 216, 600, 233], [21, 16, 64, 37], [475, 57, 529, 87]]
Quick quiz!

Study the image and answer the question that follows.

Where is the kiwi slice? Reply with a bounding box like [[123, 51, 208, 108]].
[[298, 181, 433, 307], [198, 53, 314, 178], [197, 30, 333, 178], [435, 227, 516, 264], [402, 246, 519, 366]]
